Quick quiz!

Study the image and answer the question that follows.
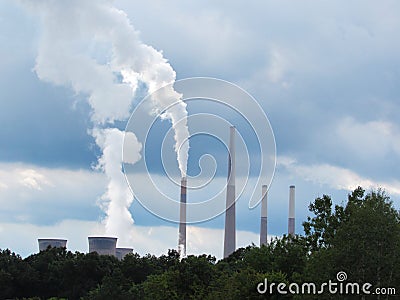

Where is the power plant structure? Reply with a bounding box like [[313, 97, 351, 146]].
[[288, 185, 296, 236], [37, 237, 133, 259], [116, 247, 133, 260], [35, 128, 298, 259], [38, 238, 67, 251], [88, 236, 117, 256], [178, 177, 187, 257], [223, 126, 236, 258], [34, 185, 297, 258], [260, 185, 268, 246]]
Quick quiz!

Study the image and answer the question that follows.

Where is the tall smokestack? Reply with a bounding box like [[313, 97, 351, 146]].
[[288, 185, 295, 236], [260, 185, 268, 246], [178, 177, 187, 257], [224, 126, 236, 258]]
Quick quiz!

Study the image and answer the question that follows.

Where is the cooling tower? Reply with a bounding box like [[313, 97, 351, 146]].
[[88, 236, 117, 256], [178, 177, 187, 257], [288, 185, 295, 236], [116, 247, 133, 260], [38, 239, 67, 251], [223, 126, 236, 258], [260, 185, 268, 246]]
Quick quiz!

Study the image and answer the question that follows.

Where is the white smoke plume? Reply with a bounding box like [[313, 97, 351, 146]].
[[21, 0, 189, 243], [93, 128, 142, 238]]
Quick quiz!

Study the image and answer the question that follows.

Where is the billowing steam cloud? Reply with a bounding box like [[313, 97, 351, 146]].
[[93, 128, 142, 237], [21, 0, 189, 243]]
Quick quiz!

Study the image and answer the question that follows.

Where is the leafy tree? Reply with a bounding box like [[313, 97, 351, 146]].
[[120, 252, 163, 284], [0, 249, 21, 298], [141, 270, 181, 300], [304, 187, 400, 298], [303, 194, 344, 251], [139, 254, 216, 299], [206, 268, 288, 300], [84, 268, 138, 300], [268, 235, 308, 281], [331, 189, 400, 289]]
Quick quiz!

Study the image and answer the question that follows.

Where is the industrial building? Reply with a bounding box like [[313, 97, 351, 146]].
[[88, 236, 117, 256], [38, 239, 67, 251], [116, 247, 133, 260], [37, 237, 134, 260], [36, 129, 296, 260]]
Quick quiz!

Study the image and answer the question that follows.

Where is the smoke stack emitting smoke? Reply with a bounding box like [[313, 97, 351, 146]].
[[178, 177, 187, 257], [23, 0, 190, 244]]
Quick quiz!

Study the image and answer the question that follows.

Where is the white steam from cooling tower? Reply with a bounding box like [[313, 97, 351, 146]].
[[93, 128, 141, 237], [21, 0, 189, 244]]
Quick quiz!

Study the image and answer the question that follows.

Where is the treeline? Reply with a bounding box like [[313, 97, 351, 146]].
[[1, 187, 399, 299]]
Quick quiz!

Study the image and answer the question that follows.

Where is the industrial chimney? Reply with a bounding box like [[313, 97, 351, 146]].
[[288, 185, 295, 236], [38, 239, 67, 251], [178, 177, 187, 257], [116, 247, 133, 260], [223, 126, 236, 258], [88, 236, 117, 256], [260, 185, 268, 246]]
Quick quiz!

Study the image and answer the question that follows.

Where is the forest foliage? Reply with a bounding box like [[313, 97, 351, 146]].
[[0, 187, 399, 299]]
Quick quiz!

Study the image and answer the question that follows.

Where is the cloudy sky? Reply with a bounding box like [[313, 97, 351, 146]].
[[1, 0, 400, 259]]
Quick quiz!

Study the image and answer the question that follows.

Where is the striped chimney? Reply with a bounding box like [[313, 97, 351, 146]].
[[223, 126, 236, 258], [288, 185, 295, 236], [178, 177, 187, 257], [260, 185, 268, 246]]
